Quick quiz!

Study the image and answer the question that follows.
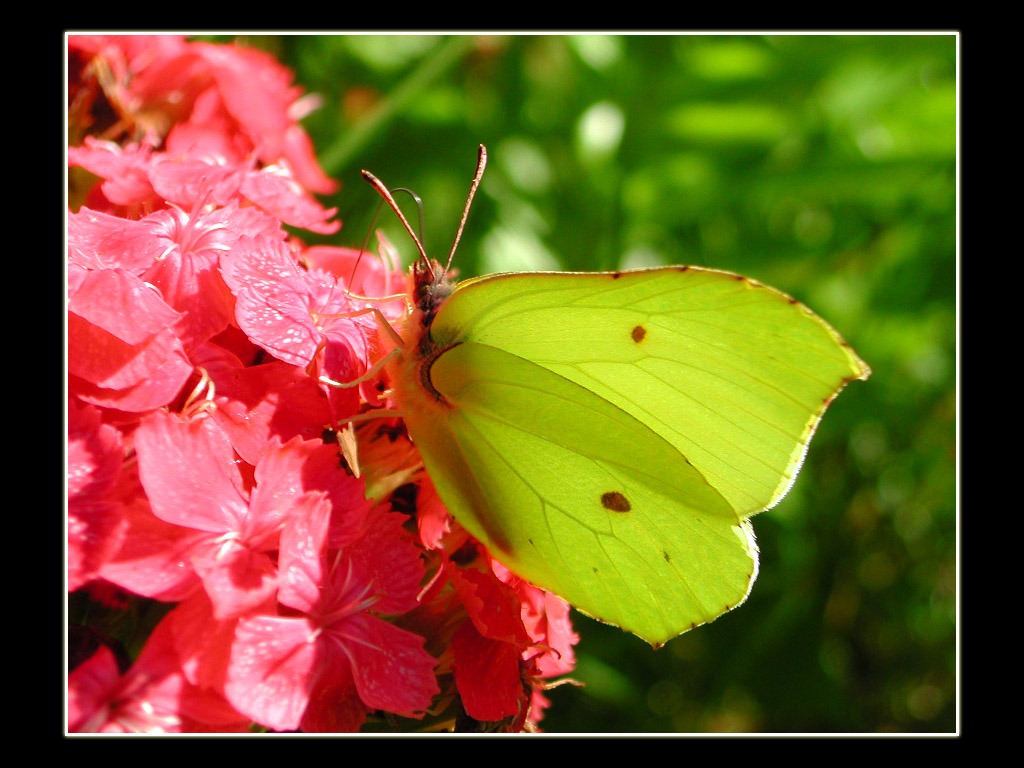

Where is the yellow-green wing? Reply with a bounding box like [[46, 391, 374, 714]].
[[414, 340, 758, 645], [433, 267, 870, 517]]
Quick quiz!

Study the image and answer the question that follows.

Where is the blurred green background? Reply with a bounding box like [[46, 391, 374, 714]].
[[215, 33, 957, 733]]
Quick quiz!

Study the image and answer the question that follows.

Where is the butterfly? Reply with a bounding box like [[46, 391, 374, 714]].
[[363, 145, 869, 646]]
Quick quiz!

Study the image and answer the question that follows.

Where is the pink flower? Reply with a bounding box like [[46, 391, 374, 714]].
[[223, 498, 438, 732], [446, 551, 533, 724], [190, 41, 338, 195], [219, 233, 379, 425], [67, 399, 126, 591], [67, 34, 578, 733], [69, 139, 339, 235], [67, 263, 193, 413], [220, 234, 368, 369], [133, 412, 336, 621], [68, 140, 161, 213], [68, 35, 336, 195], [98, 463, 204, 603], [203, 353, 334, 466], [130, 203, 269, 351], [68, 614, 249, 733]]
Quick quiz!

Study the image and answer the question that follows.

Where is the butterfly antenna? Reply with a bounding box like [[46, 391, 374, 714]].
[[393, 187, 426, 246], [349, 187, 425, 293], [444, 144, 487, 273], [361, 168, 430, 268], [348, 196, 387, 290]]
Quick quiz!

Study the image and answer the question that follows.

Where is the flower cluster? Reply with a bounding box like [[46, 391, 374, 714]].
[[67, 35, 578, 734]]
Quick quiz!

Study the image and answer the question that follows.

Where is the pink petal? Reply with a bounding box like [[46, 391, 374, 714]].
[[249, 438, 336, 543], [69, 351, 192, 413], [345, 506, 426, 616], [226, 614, 319, 731], [277, 493, 331, 614], [191, 539, 278, 621], [68, 207, 158, 274], [67, 645, 121, 732], [68, 139, 158, 208], [68, 267, 186, 389], [219, 235, 323, 366], [134, 411, 248, 533], [67, 399, 126, 590], [282, 123, 338, 195], [240, 168, 339, 234], [99, 493, 203, 601], [299, 670, 367, 733], [167, 592, 236, 691], [208, 360, 332, 466], [416, 477, 452, 551], [329, 613, 438, 718]]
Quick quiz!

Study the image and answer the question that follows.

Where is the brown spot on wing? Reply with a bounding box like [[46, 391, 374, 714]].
[[631, 325, 647, 343], [601, 491, 631, 512]]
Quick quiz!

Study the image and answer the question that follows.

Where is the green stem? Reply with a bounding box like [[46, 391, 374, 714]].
[[318, 35, 478, 176]]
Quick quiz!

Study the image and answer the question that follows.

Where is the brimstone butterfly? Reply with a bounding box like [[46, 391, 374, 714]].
[[365, 146, 870, 647]]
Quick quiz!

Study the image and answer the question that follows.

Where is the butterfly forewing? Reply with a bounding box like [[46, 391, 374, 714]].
[[431, 267, 869, 517]]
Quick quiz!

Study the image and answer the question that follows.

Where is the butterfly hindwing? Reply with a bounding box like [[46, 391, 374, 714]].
[[418, 340, 758, 643]]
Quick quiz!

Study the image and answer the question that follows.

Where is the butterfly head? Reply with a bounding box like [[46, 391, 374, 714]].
[[363, 145, 487, 331], [411, 257, 456, 326]]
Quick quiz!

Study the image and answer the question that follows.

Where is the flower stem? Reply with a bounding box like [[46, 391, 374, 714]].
[[318, 35, 478, 175]]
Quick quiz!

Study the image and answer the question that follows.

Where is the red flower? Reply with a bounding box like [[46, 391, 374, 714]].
[[441, 548, 579, 729]]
